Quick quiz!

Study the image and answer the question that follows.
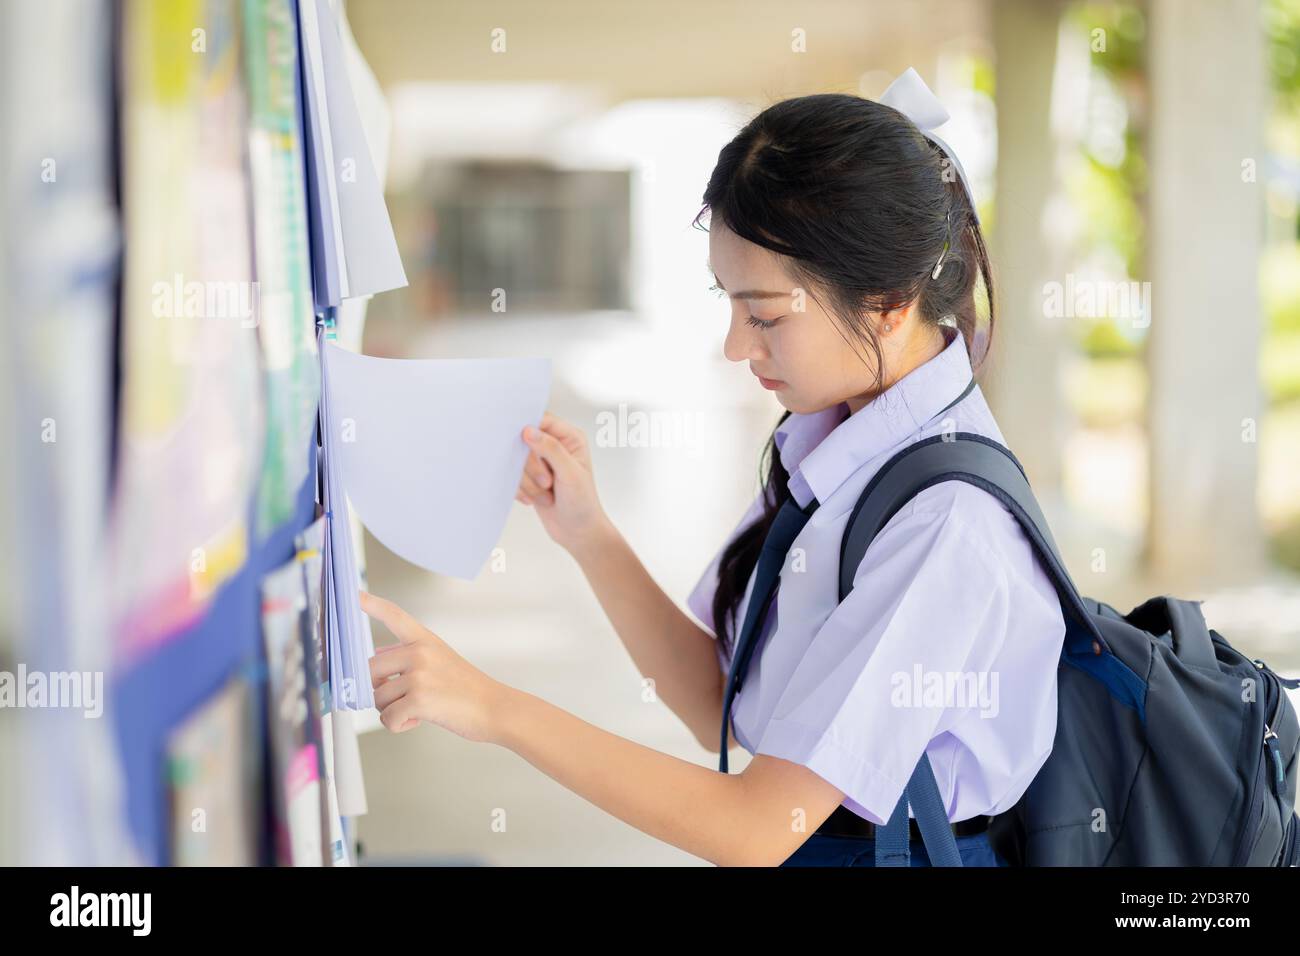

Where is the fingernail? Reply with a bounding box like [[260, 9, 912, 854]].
[[524, 426, 536, 440]]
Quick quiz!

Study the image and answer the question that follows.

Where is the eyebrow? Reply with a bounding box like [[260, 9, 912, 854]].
[[707, 260, 790, 301]]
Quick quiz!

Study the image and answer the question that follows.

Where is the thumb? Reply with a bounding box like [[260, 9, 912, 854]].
[[524, 426, 581, 483]]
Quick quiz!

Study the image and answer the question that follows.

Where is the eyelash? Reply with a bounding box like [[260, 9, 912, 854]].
[[710, 283, 780, 329]]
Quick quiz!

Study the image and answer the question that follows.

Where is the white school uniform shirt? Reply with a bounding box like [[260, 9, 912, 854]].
[[687, 326, 1067, 824]]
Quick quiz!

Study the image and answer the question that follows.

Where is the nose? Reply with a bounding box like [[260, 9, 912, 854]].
[[723, 313, 768, 365]]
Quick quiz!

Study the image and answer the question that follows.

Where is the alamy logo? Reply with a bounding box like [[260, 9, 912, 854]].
[[50, 886, 151, 936], [0, 665, 103, 718], [890, 664, 1000, 718], [150, 272, 260, 328]]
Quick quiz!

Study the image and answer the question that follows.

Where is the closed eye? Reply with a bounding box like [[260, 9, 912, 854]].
[[711, 283, 781, 329]]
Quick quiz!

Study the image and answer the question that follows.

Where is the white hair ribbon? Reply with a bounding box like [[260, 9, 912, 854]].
[[878, 67, 981, 229]]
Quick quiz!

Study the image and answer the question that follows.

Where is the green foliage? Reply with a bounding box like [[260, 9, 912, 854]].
[[1068, 1, 1146, 74], [1266, 0, 1300, 106], [1077, 317, 1139, 359], [1263, 245, 1300, 336]]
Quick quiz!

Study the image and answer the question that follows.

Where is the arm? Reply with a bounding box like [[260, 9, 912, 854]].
[[569, 517, 734, 751], [516, 416, 733, 750], [360, 589, 828, 866], [495, 684, 844, 866]]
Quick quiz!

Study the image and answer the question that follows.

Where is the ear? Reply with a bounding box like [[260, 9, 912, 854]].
[[877, 297, 919, 335]]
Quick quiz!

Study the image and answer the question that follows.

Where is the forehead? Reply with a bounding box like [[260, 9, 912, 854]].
[[707, 221, 792, 289]]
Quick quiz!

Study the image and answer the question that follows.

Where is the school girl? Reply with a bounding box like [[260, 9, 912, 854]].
[[360, 69, 1068, 867]]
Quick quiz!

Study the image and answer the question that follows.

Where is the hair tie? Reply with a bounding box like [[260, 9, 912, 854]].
[[878, 68, 979, 225], [878, 68, 974, 281]]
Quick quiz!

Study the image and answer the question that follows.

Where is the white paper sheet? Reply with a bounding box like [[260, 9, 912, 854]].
[[299, 0, 407, 303], [330, 708, 369, 819], [321, 344, 551, 579]]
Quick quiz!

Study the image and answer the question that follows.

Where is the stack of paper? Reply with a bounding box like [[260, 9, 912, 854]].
[[316, 342, 551, 713], [317, 330, 376, 712], [297, 0, 406, 311]]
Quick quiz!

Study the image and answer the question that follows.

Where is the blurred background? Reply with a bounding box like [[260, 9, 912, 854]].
[[348, 0, 1300, 864], [2, 0, 1299, 866]]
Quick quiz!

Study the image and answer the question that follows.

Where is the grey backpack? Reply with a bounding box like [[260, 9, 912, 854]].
[[839, 432, 1300, 866]]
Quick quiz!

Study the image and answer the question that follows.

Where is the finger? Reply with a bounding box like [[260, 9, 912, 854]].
[[520, 471, 555, 506], [370, 646, 417, 685], [358, 590, 422, 644], [358, 589, 406, 633], [520, 475, 553, 507], [380, 697, 420, 733], [523, 452, 553, 490], [538, 413, 587, 457], [371, 646, 403, 679], [538, 411, 581, 443], [519, 472, 546, 500], [522, 426, 576, 482], [374, 674, 410, 711]]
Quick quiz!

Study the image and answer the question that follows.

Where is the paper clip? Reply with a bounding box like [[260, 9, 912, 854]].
[[317, 311, 339, 341]]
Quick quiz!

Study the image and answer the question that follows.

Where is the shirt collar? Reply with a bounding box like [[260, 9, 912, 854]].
[[776, 325, 972, 509]]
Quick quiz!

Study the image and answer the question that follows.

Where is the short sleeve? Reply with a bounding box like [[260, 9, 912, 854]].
[[752, 507, 1011, 825], [685, 489, 768, 666]]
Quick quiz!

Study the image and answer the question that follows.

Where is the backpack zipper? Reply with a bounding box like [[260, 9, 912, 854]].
[[1237, 665, 1289, 868], [1265, 723, 1284, 795], [1234, 663, 1286, 864]]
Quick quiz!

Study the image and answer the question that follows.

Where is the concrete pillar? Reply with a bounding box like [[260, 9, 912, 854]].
[[985, 0, 1067, 498], [1145, 0, 1268, 586]]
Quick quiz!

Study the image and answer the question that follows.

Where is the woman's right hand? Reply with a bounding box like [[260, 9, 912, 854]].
[[517, 412, 610, 557]]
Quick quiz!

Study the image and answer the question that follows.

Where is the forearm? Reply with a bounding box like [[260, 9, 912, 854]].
[[569, 519, 724, 743], [493, 684, 773, 865]]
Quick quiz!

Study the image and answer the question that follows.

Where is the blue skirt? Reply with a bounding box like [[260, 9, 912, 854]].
[[780, 830, 1010, 867]]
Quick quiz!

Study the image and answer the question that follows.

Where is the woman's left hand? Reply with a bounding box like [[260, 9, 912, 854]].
[[360, 589, 510, 744]]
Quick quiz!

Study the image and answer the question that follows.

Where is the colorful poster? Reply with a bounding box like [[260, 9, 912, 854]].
[[166, 674, 261, 866], [295, 516, 348, 864], [2, 0, 132, 865], [244, 0, 320, 538], [111, 0, 265, 657], [262, 559, 324, 866]]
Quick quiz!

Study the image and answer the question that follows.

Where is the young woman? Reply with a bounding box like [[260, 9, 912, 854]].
[[361, 74, 1068, 867]]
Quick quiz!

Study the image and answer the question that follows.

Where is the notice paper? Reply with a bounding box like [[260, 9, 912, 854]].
[[321, 344, 551, 578]]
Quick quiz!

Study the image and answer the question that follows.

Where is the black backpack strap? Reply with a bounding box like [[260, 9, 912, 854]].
[[838, 432, 1109, 660]]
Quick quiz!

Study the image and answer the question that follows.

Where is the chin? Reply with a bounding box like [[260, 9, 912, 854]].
[[774, 391, 810, 414]]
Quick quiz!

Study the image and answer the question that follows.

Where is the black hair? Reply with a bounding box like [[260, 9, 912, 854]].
[[691, 91, 996, 659]]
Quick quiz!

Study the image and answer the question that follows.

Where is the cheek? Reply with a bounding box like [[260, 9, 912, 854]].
[[773, 321, 833, 380], [779, 326, 868, 403], [769, 323, 809, 368]]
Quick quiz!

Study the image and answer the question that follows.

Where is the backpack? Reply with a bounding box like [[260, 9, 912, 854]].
[[839, 431, 1300, 866]]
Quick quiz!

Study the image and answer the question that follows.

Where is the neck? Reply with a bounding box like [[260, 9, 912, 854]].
[[845, 324, 949, 415]]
